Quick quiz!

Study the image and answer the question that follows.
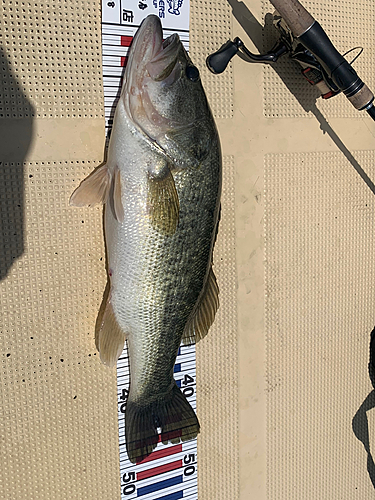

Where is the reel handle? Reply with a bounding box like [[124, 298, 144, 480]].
[[206, 38, 242, 74]]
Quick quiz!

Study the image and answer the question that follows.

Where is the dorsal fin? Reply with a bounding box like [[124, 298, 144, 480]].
[[181, 266, 219, 345]]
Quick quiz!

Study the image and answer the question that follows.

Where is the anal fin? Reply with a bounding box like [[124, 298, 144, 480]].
[[95, 288, 127, 368]]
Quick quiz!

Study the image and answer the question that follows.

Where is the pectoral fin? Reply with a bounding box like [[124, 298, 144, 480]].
[[182, 266, 220, 345], [95, 290, 127, 368], [70, 164, 111, 207], [147, 168, 179, 235], [113, 166, 125, 223], [70, 164, 125, 223]]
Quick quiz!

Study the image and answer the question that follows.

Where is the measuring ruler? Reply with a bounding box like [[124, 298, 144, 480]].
[[101, 2, 198, 499], [117, 344, 198, 499]]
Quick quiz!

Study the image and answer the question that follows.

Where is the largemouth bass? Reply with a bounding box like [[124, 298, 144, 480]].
[[70, 14, 221, 463]]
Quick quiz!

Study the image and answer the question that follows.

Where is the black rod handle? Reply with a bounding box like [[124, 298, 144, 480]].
[[298, 22, 374, 110]]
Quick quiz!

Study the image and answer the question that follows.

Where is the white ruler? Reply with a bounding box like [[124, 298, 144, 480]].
[[101, 3, 198, 499], [117, 344, 198, 500]]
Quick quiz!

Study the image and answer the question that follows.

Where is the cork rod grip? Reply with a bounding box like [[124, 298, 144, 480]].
[[347, 84, 374, 111], [269, 0, 315, 37]]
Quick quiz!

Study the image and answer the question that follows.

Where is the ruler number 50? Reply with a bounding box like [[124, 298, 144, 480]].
[[184, 453, 196, 477], [122, 471, 136, 495]]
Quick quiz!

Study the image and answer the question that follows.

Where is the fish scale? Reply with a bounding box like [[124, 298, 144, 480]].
[[113, 164, 218, 399]]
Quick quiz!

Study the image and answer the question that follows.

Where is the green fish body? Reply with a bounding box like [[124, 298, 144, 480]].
[[70, 15, 221, 463]]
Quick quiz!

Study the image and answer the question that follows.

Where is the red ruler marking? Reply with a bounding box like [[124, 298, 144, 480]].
[[137, 444, 183, 465], [121, 35, 133, 47], [137, 459, 182, 481], [120, 56, 128, 68]]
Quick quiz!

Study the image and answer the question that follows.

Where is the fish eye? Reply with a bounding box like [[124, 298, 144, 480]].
[[185, 65, 200, 82]]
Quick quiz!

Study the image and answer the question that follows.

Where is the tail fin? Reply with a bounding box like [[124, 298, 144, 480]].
[[125, 383, 200, 463]]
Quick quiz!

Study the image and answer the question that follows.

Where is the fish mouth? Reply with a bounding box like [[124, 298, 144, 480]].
[[124, 15, 181, 91], [122, 15, 183, 144], [146, 33, 181, 81], [125, 15, 163, 81]]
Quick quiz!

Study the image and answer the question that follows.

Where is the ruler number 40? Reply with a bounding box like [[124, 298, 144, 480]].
[[182, 374, 194, 386], [182, 374, 194, 398], [119, 388, 129, 413], [120, 388, 129, 401]]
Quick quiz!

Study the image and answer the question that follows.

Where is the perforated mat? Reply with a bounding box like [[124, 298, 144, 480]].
[[197, 156, 239, 500], [0, 161, 120, 499], [190, 0, 234, 119], [265, 150, 375, 498], [0, 0, 103, 119]]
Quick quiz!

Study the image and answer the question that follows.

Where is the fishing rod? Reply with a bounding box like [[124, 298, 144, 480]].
[[206, 0, 375, 121]]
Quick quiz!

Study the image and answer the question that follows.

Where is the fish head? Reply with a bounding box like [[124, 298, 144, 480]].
[[123, 14, 217, 168]]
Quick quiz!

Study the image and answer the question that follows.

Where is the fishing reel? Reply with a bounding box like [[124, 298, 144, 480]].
[[207, 10, 375, 116]]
